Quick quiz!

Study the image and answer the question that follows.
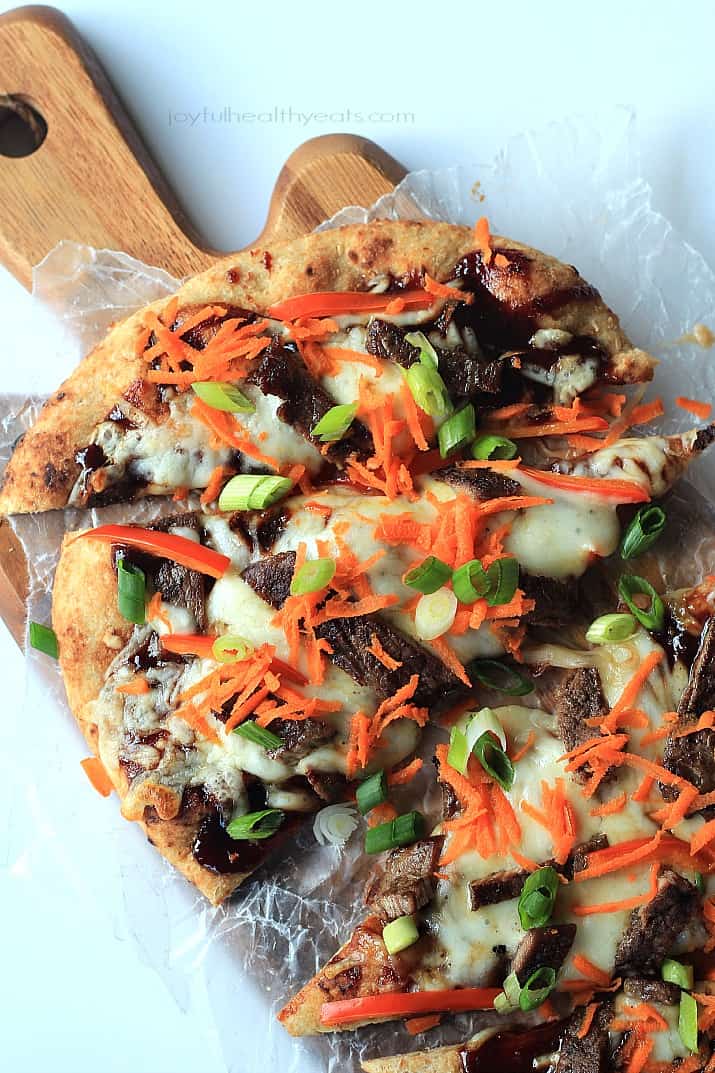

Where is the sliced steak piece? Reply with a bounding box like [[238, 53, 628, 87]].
[[614, 868, 700, 977], [469, 868, 528, 910], [364, 836, 444, 922], [511, 923, 576, 985], [540, 667, 611, 784], [662, 617, 715, 807], [266, 717, 335, 760], [145, 512, 206, 630], [365, 319, 420, 366], [520, 573, 581, 629], [438, 464, 520, 500], [247, 337, 373, 462], [304, 769, 347, 803], [555, 1001, 614, 1073], [242, 551, 463, 706], [622, 977, 681, 1006]]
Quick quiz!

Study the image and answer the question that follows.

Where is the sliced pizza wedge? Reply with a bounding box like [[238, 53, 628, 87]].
[[0, 220, 657, 515], [278, 578, 715, 1072]]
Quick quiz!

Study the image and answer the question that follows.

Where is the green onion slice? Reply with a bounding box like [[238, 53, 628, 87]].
[[213, 634, 253, 663], [694, 872, 705, 893], [192, 381, 255, 413], [365, 810, 425, 854], [406, 361, 452, 418], [464, 708, 507, 752], [290, 557, 336, 596], [438, 404, 476, 458], [356, 770, 388, 815], [226, 808, 285, 841], [470, 659, 534, 696], [311, 403, 358, 443], [519, 966, 557, 1012], [29, 621, 59, 659], [493, 991, 513, 1014], [233, 720, 282, 750], [620, 505, 667, 560], [382, 914, 419, 955], [415, 587, 458, 640], [485, 558, 519, 607], [447, 726, 470, 775], [117, 558, 146, 625], [218, 474, 293, 512], [403, 556, 452, 595], [518, 867, 560, 930], [585, 613, 638, 645], [662, 958, 694, 991], [472, 434, 518, 461], [473, 731, 515, 791], [404, 330, 439, 368], [678, 990, 699, 1053], [452, 559, 490, 605], [618, 573, 665, 631]]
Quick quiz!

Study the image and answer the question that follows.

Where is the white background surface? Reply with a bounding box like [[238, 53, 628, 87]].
[[2, 2, 715, 1071]]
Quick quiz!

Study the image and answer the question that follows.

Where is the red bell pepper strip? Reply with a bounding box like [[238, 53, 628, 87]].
[[79, 525, 231, 578], [320, 987, 501, 1027], [267, 289, 434, 322]]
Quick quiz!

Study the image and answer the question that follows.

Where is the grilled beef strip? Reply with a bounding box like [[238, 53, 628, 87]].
[[662, 616, 715, 808], [266, 717, 336, 760], [437, 464, 520, 500], [241, 551, 463, 706], [539, 667, 611, 785], [468, 836, 609, 910], [246, 337, 373, 463], [303, 769, 348, 803], [511, 923, 577, 985], [519, 573, 582, 629], [613, 868, 701, 977], [364, 837, 445, 922], [622, 977, 681, 1006], [555, 1001, 614, 1073]]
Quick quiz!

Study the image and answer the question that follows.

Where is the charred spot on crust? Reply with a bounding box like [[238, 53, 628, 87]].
[[226, 267, 241, 284]]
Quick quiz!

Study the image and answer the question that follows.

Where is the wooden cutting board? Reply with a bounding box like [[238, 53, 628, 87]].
[[0, 5, 407, 646]]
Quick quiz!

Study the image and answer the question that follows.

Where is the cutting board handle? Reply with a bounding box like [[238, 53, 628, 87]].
[[0, 5, 406, 289]]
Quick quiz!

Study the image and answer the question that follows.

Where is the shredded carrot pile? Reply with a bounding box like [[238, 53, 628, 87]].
[[346, 676, 428, 777], [520, 778, 577, 864], [345, 379, 419, 499], [435, 744, 522, 864], [192, 396, 281, 471]]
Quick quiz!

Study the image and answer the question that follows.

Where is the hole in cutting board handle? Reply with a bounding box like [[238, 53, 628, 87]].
[[0, 95, 47, 158]]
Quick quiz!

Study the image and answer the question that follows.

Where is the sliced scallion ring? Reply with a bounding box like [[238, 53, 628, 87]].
[[694, 872, 705, 893], [192, 381, 255, 413], [233, 721, 282, 750], [213, 634, 253, 663], [117, 558, 146, 625], [414, 587, 458, 640], [406, 361, 452, 417], [404, 330, 439, 368], [311, 403, 358, 443], [472, 434, 518, 461], [29, 621, 59, 659], [518, 966, 557, 1012], [470, 659, 534, 696], [472, 731, 515, 791], [452, 559, 490, 605], [403, 556, 452, 595], [356, 770, 388, 815], [619, 504, 667, 560], [382, 914, 419, 955], [364, 810, 425, 854], [618, 573, 665, 631], [464, 708, 507, 752], [662, 958, 694, 991], [447, 726, 469, 775], [585, 612, 638, 645], [503, 971, 521, 1007], [226, 808, 284, 841], [438, 404, 476, 458], [485, 557, 519, 607], [678, 990, 699, 1053], [493, 991, 513, 1014], [290, 557, 336, 596], [518, 867, 559, 930], [313, 803, 359, 846], [218, 474, 293, 512]]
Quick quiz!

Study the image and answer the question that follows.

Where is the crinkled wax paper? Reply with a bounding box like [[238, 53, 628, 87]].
[[3, 111, 715, 1073]]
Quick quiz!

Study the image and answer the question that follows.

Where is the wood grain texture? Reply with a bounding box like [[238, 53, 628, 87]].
[[0, 5, 406, 645]]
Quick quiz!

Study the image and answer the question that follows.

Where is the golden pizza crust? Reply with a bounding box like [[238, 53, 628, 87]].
[[51, 530, 282, 905], [361, 1045, 464, 1073], [0, 220, 655, 515]]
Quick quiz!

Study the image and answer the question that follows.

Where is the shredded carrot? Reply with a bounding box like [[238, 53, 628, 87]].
[[474, 216, 493, 265], [367, 802, 398, 827], [510, 731, 536, 763], [623, 1036, 654, 1073], [430, 636, 471, 687], [459, 458, 521, 472], [598, 650, 664, 733], [405, 1014, 442, 1035], [519, 465, 650, 504], [147, 591, 172, 634], [423, 273, 472, 303], [115, 677, 150, 695], [388, 758, 423, 786], [571, 955, 611, 988], [192, 397, 280, 470], [589, 792, 628, 817], [172, 486, 189, 502], [485, 417, 609, 438], [366, 633, 403, 671], [629, 398, 665, 426], [691, 817, 715, 856], [494, 253, 510, 269], [573, 861, 658, 916], [200, 464, 232, 506], [676, 395, 713, 419], [80, 757, 113, 797], [400, 379, 430, 451], [576, 1003, 600, 1039]]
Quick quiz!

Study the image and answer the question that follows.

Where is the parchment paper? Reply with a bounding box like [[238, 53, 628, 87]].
[[3, 110, 715, 1073]]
